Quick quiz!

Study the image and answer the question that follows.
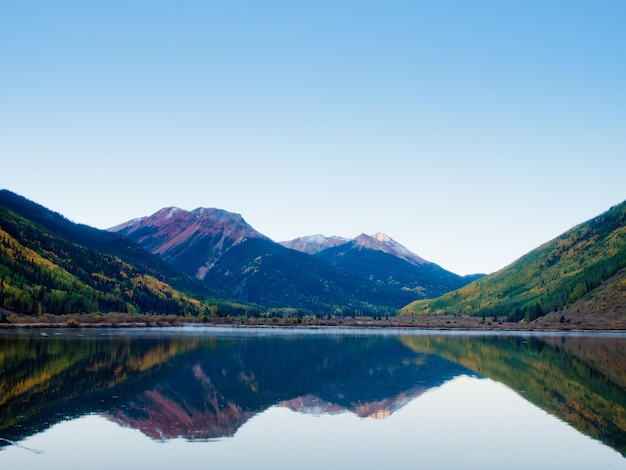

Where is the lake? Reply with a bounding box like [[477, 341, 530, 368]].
[[0, 327, 624, 469]]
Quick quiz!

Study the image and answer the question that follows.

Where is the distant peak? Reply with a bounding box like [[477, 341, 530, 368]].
[[284, 231, 428, 267], [371, 232, 392, 243], [353, 233, 427, 266], [280, 234, 349, 255]]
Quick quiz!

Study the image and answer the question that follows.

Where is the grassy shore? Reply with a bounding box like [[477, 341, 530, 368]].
[[1, 309, 624, 331]]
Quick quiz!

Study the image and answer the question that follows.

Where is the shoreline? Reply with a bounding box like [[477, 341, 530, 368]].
[[1, 311, 624, 332]]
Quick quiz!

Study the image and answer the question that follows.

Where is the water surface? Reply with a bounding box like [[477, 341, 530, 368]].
[[1, 327, 624, 469]]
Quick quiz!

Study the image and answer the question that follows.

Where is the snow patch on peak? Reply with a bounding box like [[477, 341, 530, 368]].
[[284, 232, 427, 265], [352, 233, 427, 266], [151, 206, 186, 221], [303, 234, 346, 244], [371, 232, 392, 243], [165, 207, 183, 220], [281, 234, 349, 255], [190, 207, 245, 222], [191, 207, 215, 217]]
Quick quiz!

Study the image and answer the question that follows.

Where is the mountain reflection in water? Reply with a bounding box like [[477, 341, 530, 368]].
[[0, 328, 625, 457], [101, 331, 469, 440]]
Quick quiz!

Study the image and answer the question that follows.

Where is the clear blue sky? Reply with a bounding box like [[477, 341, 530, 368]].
[[2, 1, 625, 275]]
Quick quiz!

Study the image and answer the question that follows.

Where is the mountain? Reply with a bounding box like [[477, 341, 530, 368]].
[[110, 209, 471, 313], [352, 232, 428, 265], [281, 232, 428, 265], [109, 207, 268, 280], [0, 190, 233, 316], [284, 232, 477, 299], [401, 199, 626, 322], [201, 237, 426, 312], [0, 191, 468, 317], [110, 208, 404, 312]]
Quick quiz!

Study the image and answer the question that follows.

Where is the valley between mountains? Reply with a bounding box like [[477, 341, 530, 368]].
[[1, 189, 625, 329]]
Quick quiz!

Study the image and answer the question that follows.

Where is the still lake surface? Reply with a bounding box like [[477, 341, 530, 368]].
[[0, 327, 625, 469]]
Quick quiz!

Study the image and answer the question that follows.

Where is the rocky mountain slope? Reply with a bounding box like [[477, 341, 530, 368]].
[[110, 207, 268, 280]]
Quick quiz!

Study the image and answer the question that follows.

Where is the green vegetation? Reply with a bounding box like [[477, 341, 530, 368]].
[[202, 237, 411, 314], [3, 188, 626, 327], [401, 200, 626, 321], [0, 190, 249, 317]]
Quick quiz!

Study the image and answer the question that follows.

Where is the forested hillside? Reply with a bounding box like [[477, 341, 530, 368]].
[[401, 200, 626, 321], [0, 190, 235, 316]]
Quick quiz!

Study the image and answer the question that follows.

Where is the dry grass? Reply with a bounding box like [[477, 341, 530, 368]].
[[1, 290, 624, 332], [2, 309, 623, 331]]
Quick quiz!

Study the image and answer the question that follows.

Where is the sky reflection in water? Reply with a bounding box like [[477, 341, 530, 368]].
[[2, 375, 623, 470]]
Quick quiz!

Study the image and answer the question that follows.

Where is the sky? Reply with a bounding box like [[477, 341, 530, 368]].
[[2, 1, 625, 275]]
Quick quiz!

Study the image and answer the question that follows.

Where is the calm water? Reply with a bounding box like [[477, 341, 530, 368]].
[[0, 327, 624, 469]]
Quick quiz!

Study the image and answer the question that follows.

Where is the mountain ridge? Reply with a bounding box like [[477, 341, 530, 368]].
[[314, 235, 472, 299], [110, 207, 470, 313], [3, 187, 625, 328], [282, 232, 428, 267], [110, 206, 268, 280]]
